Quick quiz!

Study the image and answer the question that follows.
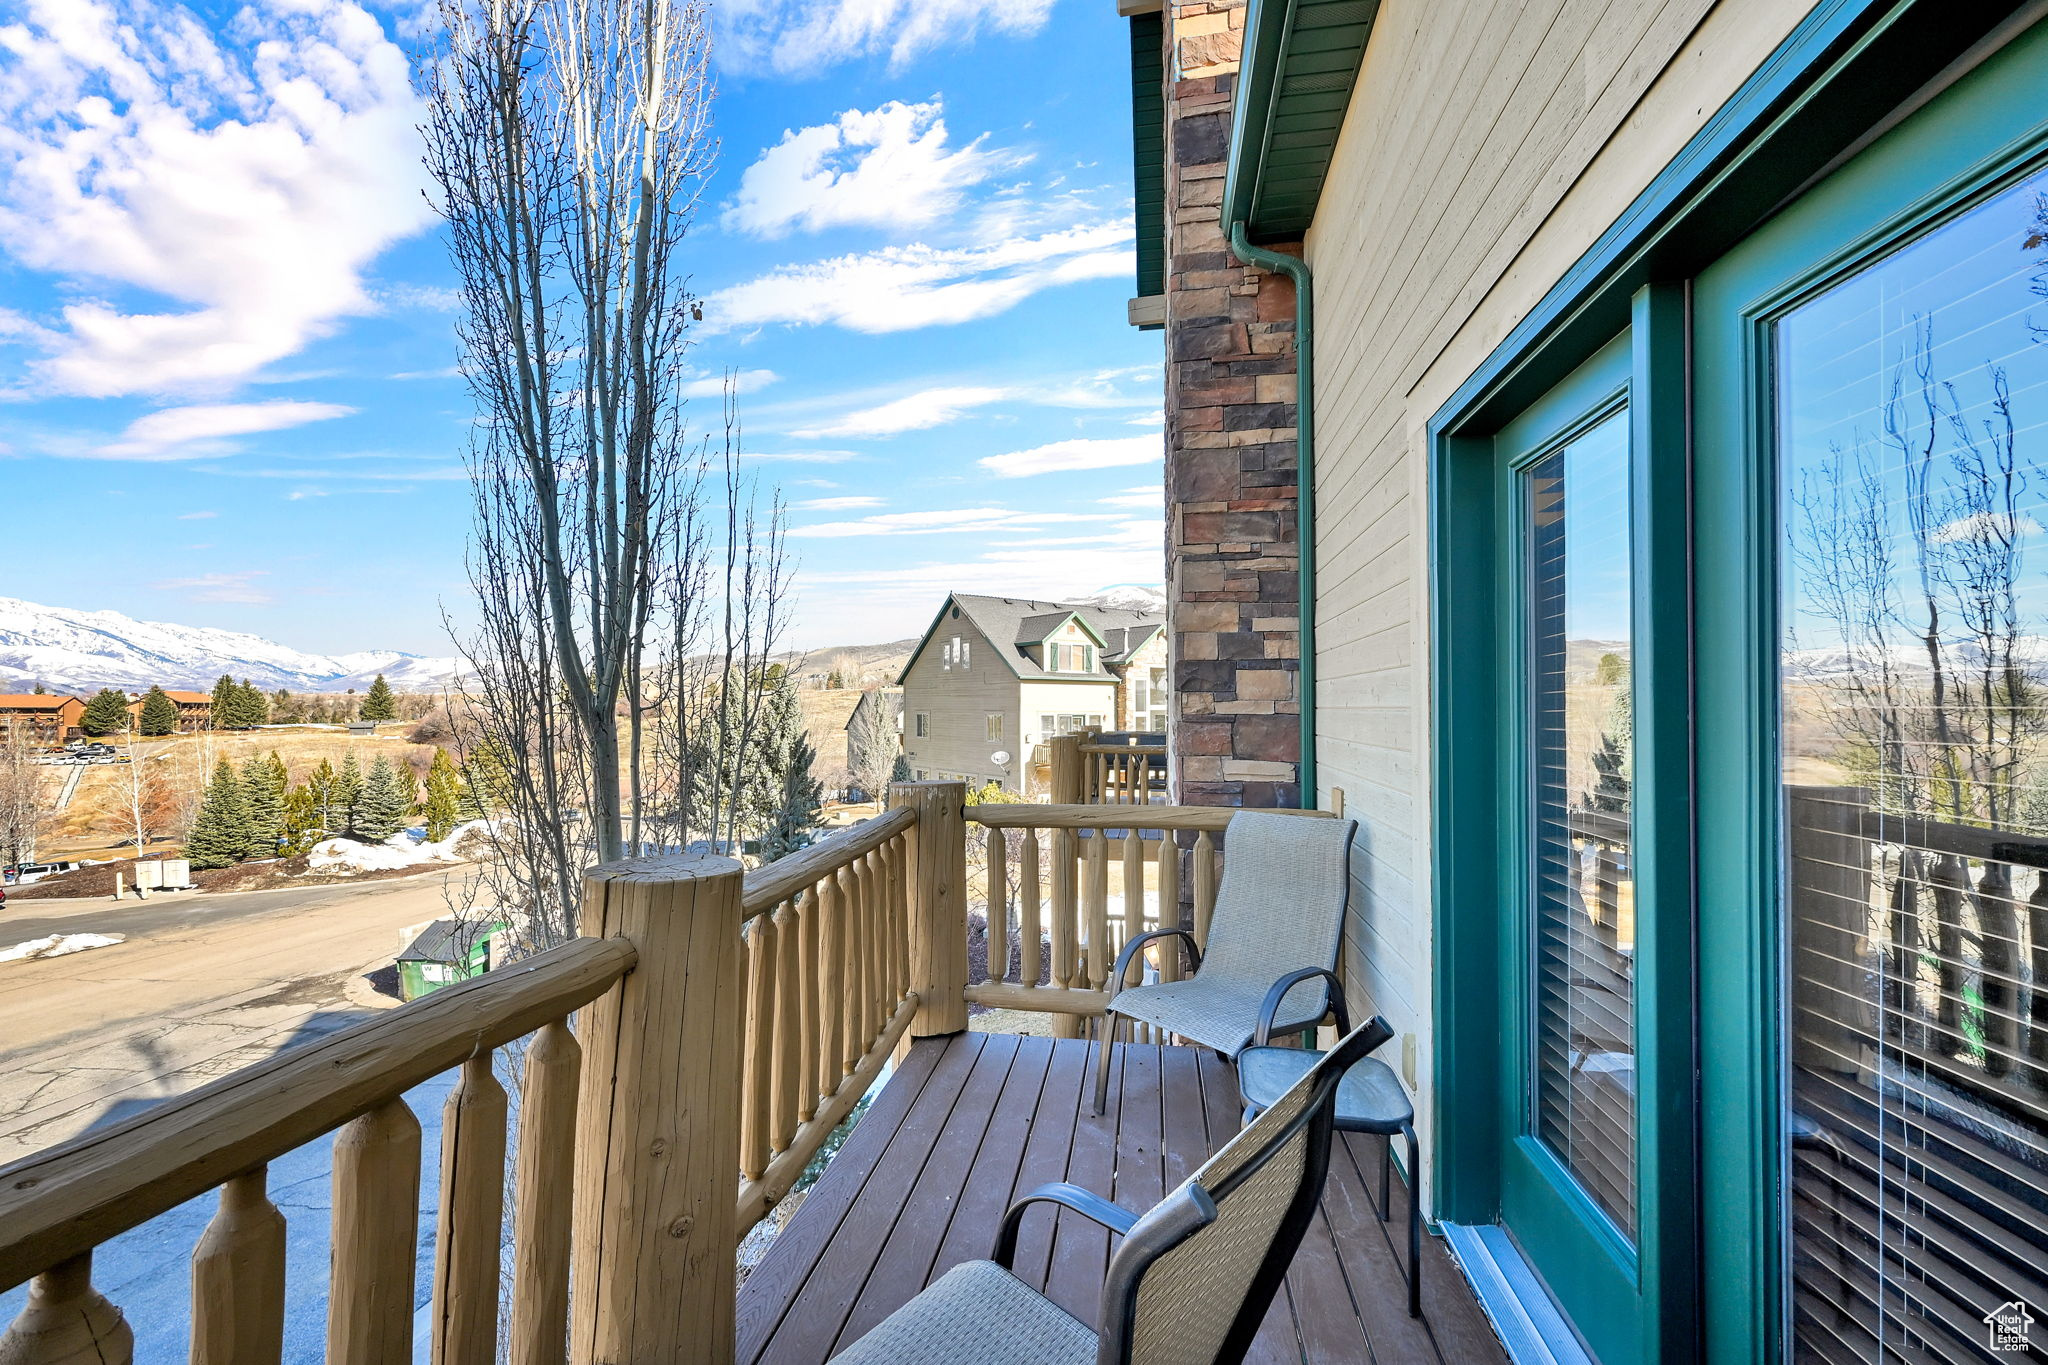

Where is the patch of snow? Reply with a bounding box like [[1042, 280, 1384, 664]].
[[0, 932, 125, 964], [306, 821, 495, 874]]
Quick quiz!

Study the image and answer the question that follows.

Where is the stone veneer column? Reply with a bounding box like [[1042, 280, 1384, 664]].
[[1162, 0, 1303, 809]]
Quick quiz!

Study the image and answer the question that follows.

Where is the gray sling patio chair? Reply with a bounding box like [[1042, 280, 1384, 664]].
[[831, 1017, 1396, 1365], [1093, 810, 1358, 1115]]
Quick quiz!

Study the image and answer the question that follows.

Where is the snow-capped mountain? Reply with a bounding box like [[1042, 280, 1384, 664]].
[[1077, 584, 1168, 615], [0, 597, 472, 694]]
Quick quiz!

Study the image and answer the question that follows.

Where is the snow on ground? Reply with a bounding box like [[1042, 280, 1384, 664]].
[[0, 932, 125, 964], [307, 822, 493, 874]]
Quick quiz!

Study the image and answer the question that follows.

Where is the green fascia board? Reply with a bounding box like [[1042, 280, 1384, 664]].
[[1223, 0, 1380, 242], [1129, 12, 1167, 299]]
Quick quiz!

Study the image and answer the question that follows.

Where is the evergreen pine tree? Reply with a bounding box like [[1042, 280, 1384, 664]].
[[210, 675, 237, 730], [422, 748, 464, 841], [355, 756, 413, 841], [234, 680, 269, 728], [334, 753, 366, 835], [31, 681, 46, 695], [307, 758, 338, 838], [360, 674, 398, 722], [80, 688, 132, 737], [457, 742, 504, 819], [890, 754, 913, 783], [239, 754, 285, 855], [750, 670, 823, 861], [137, 686, 179, 736], [186, 759, 251, 870], [280, 784, 320, 855]]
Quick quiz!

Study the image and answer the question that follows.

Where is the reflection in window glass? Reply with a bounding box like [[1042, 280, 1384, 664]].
[[1525, 410, 1637, 1240], [1778, 169, 2048, 1361]]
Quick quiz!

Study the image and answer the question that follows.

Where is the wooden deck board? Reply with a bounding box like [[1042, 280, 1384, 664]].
[[737, 1033, 1509, 1365]]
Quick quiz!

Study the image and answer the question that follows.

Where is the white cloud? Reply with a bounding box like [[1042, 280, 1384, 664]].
[[285, 490, 327, 500], [681, 368, 780, 399], [1098, 485, 1163, 509], [979, 435, 1161, 479], [795, 385, 1007, 439], [793, 495, 883, 511], [175, 509, 217, 519], [725, 100, 1014, 239], [789, 519, 1165, 648], [719, 0, 1056, 75], [150, 570, 272, 604], [704, 222, 1132, 335], [783, 368, 1157, 440], [0, 0, 434, 396], [91, 400, 354, 459], [790, 506, 1124, 539], [1932, 510, 2041, 544], [740, 449, 861, 465], [1127, 411, 1165, 427]]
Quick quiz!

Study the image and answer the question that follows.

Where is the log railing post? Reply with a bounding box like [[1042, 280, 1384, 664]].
[[892, 781, 968, 1037], [0, 1253, 133, 1365], [571, 854, 745, 1365], [1049, 733, 1085, 805]]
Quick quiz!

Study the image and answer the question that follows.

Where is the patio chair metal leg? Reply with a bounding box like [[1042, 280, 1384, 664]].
[[1378, 1135, 1390, 1220], [1405, 1123, 1421, 1318], [1091, 1012, 1119, 1116]]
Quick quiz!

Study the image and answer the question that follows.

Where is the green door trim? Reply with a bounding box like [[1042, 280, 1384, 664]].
[[1431, 6, 2048, 1363]]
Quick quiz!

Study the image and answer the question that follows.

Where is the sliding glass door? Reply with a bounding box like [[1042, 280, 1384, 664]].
[[1695, 18, 2048, 1360]]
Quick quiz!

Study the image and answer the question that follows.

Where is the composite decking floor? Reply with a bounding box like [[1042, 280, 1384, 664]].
[[737, 1032, 1508, 1364]]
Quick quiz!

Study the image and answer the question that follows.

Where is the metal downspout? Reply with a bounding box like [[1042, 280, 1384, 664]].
[[1226, 221, 1315, 808]]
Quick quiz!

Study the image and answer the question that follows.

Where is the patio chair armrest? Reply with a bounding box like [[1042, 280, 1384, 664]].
[[992, 1182, 1140, 1268], [1107, 928, 1202, 1000], [1253, 968, 1351, 1047]]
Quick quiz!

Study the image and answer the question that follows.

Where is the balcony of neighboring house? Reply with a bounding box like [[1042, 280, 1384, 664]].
[[0, 781, 1504, 1365]]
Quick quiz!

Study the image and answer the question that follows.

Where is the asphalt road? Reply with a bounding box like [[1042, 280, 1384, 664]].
[[0, 870, 477, 1166]]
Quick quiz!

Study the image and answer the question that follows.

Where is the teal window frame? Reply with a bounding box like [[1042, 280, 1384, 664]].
[[1428, 5, 2048, 1361]]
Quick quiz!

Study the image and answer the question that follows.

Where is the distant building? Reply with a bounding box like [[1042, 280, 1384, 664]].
[[897, 593, 1166, 793], [0, 694, 86, 744], [126, 690, 213, 733], [842, 686, 903, 794]]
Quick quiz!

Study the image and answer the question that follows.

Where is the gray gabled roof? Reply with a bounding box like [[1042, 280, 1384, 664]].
[[899, 593, 1166, 684], [398, 918, 498, 964]]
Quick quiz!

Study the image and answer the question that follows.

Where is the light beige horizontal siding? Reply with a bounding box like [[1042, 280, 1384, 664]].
[[1303, 0, 1820, 1211]]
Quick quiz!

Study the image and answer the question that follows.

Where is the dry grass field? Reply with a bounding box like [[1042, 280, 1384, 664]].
[[40, 723, 437, 860]]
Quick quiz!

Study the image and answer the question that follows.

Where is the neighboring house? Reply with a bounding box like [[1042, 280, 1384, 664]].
[[1125, 1, 2048, 1361], [841, 685, 903, 788], [0, 694, 84, 743], [897, 594, 1165, 793], [395, 918, 501, 1002]]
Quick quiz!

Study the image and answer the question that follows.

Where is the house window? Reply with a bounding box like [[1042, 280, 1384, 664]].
[[986, 714, 1003, 742], [1081, 645, 1094, 672], [914, 712, 929, 738]]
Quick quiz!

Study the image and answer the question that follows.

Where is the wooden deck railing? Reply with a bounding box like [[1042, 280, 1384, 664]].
[[1047, 730, 1167, 805], [732, 799, 923, 1228], [0, 934, 635, 1364], [0, 784, 959, 1365], [962, 803, 1334, 1040], [0, 782, 1335, 1364]]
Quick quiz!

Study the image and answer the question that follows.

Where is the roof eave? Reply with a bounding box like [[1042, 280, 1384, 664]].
[[1222, 0, 1380, 245]]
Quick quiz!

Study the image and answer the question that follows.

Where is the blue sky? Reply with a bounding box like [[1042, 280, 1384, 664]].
[[0, 0, 1164, 656]]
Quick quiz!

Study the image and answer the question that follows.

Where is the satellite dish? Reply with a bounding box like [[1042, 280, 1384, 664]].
[[990, 750, 1012, 767]]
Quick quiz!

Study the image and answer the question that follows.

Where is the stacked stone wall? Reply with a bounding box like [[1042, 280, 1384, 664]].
[[1162, 0, 1303, 809]]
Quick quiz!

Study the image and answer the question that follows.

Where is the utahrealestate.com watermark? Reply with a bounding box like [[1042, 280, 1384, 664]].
[[1985, 1300, 2035, 1352]]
